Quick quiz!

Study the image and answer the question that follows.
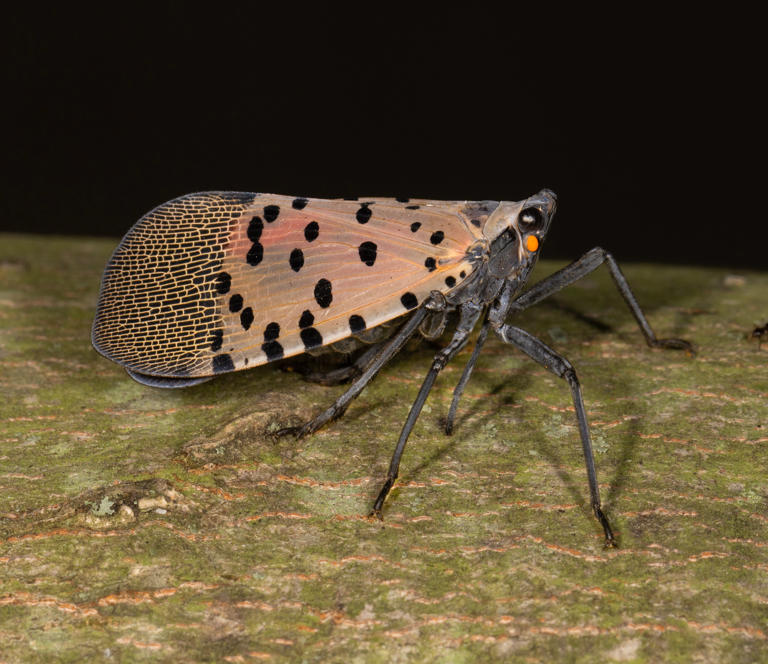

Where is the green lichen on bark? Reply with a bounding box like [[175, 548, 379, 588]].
[[1, 232, 767, 662]]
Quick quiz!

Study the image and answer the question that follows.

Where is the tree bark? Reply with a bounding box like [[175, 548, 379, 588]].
[[1, 233, 767, 662]]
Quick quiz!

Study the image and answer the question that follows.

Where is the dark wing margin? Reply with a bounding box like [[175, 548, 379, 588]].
[[125, 368, 213, 388]]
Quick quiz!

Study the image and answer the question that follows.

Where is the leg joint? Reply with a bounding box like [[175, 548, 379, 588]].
[[561, 364, 578, 384], [432, 350, 454, 371], [424, 290, 448, 312]]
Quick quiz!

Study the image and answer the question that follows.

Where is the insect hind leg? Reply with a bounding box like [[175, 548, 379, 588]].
[[495, 323, 616, 547]]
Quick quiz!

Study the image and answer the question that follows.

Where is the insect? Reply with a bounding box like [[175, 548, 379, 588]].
[[751, 323, 768, 349], [92, 190, 694, 546]]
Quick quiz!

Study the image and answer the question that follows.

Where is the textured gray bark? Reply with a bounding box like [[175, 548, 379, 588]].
[[1, 233, 767, 662]]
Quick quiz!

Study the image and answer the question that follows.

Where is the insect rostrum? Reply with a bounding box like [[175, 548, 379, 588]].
[[92, 189, 694, 546]]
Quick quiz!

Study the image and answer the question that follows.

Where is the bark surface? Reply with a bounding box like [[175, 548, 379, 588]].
[[1, 233, 767, 662]]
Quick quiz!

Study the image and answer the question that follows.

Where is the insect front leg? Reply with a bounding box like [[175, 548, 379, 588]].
[[510, 247, 694, 353], [371, 302, 483, 517], [494, 323, 616, 547]]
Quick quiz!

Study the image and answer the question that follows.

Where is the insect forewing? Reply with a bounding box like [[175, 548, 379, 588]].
[[92, 193, 486, 379]]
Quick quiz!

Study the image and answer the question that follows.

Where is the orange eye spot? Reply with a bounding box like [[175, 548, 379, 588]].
[[526, 235, 539, 252]]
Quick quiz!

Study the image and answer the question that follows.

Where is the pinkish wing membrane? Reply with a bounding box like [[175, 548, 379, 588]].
[[93, 192, 483, 379]]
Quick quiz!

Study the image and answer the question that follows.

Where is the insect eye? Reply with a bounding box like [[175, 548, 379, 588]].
[[518, 207, 543, 229]]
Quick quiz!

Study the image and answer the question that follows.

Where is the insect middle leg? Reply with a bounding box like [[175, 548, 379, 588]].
[[444, 282, 517, 435], [301, 342, 385, 386], [495, 323, 616, 546], [370, 302, 484, 517], [510, 247, 694, 353], [277, 305, 432, 439], [444, 319, 490, 434]]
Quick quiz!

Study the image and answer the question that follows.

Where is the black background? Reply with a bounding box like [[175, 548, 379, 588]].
[[2, 8, 760, 269]]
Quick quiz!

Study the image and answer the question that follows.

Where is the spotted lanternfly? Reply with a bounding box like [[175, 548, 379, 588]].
[[92, 190, 694, 546]]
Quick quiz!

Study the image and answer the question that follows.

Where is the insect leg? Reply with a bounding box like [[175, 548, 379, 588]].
[[302, 342, 385, 386], [494, 323, 616, 547], [371, 302, 484, 517], [444, 282, 517, 435], [444, 320, 490, 434], [510, 247, 693, 353], [277, 306, 431, 438]]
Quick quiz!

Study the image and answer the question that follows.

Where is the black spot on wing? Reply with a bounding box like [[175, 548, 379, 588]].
[[304, 221, 319, 242], [246, 243, 263, 266], [358, 241, 377, 266], [264, 205, 280, 222], [430, 230, 445, 245], [300, 327, 323, 350], [401, 292, 418, 310], [264, 322, 280, 341], [246, 217, 264, 266], [262, 340, 284, 361], [445, 276, 456, 288], [215, 272, 231, 294], [424, 257, 436, 271], [292, 197, 308, 210], [229, 294, 243, 312], [356, 204, 372, 224], [299, 310, 314, 328], [289, 248, 304, 272], [240, 307, 254, 330], [349, 315, 366, 333], [406, 205, 420, 210], [247, 216, 263, 241], [314, 279, 332, 308], [410, 222, 421, 232], [213, 354, 235, 373]]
